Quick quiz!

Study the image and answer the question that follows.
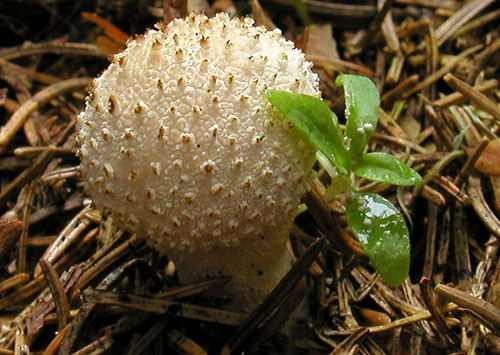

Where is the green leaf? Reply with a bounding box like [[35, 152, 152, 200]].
[[353, 152, 422, 186], [346, 192, 410, 286], [265, 90, 349, 177], [335, 74, 380, 163], [292, 0, 311, 25]]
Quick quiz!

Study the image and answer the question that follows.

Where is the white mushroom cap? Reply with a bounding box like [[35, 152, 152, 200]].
[[77, 12, 320, 311]]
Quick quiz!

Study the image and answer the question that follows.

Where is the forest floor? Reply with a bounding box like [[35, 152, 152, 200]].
[[0, 0, 500, 354]]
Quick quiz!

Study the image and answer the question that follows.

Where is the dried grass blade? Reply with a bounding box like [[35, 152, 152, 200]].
[[0, 275, 46, 312], [166, 329, 208, 355], [413, 150, 464, 196], [123, 320, 166, 355], [401, 45, 483, 99], [247, 280, 306, 352], [69, 234, 145, 298], [26, 265, 83, 336], [81, 12, 129, 44], [331, 327, 369, 355], [394, 0, 457, 10], [0, 77, 89, 147], [59, 259, 140, 355], [421, 185, 447, 206], [419, 277, 460, 345], [0, 273, 29, 294], [71, 335, 113, 355], [83, 289, 247, 326], [14, 327, 29, 355], [343, 302, 459, 334], [351, 0, 396, 53], [380, 0, 400, 54], [17, 182, 36, 275], [381, 74, 419, 104], [433, 79, 499, 107], [435, 0, 496, 46], [386, 54, 405, 85], [39, 259, 71, 331], [153, 277, 230, 299], [456, 8, 500, 38], [451, 204, 472, 292], [14, 146, 77, 158], [468, 175, 500, 239], [371, 131, 428, 153], [0, 59, 60, 85], [306, 54, 376, 77], [433, 174, 471, 205], [34, 206, 92, 277], [271, 0, 376, 19], [454, 137, 489, 189], [444, 73, 500, 122], [41, 323, 70, 355], [0, 148, 56, 211], [378, 108, 410, 140], [435, 284, 500, 332], [0, 43, 102, 61]]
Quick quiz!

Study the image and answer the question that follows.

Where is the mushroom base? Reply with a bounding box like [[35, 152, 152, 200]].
[[168, 240, 294, 313]]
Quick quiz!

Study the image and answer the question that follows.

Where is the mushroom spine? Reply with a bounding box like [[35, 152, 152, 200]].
[[77, 12, 320, 311]]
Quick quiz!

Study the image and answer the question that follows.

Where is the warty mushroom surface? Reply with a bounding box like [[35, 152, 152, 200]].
[[77, 12, 320, 312]]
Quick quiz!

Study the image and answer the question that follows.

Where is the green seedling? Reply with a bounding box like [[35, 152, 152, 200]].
[[266, 74, 422, 286]]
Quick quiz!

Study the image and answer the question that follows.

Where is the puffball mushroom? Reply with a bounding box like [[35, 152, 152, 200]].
[[77, 12, 320, 312]]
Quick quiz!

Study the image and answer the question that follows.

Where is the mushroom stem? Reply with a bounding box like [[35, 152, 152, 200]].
[[170, 235, 293, 312]]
